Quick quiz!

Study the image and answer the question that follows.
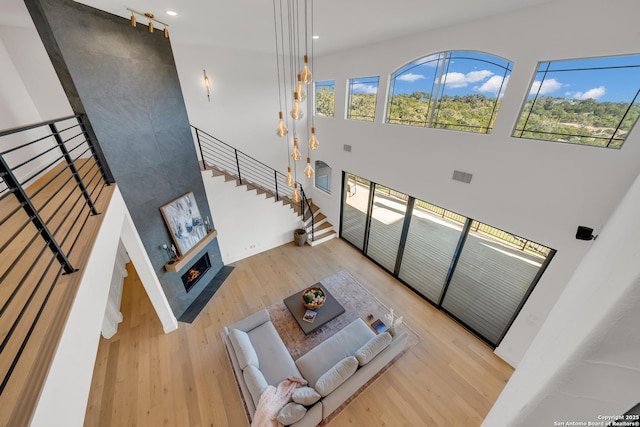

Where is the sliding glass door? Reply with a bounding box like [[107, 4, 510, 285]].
[[340, 174, 370, 250], [441, 221, 553, 344], [398, 200, 464, 304], [365, 185, 408, 272], [340, 171, 555, 347]]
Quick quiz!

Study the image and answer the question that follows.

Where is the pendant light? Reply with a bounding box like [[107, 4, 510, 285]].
[[309, 127, 318, 150], [305, 157, 313, 179], [290, 92, 304, 120], [286, 166, 293, 187], [291, 136, 301, 161], [296, 74, 306, 102], [293, 182, 301, 203], [301, 55, 312, 83], [276, 112, 288, 137]]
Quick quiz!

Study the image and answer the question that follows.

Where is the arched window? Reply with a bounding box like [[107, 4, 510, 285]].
[[314, 160, 331, 194], [386, 51, 512, 134]]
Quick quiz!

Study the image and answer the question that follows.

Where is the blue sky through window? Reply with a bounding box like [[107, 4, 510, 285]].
[[349, 76, 380, 94], [391, 51, 512, 99], [530, 55, 640, 103]]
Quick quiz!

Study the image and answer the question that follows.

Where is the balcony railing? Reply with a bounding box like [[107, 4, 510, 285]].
[[191, 126, 315, 238], [0, 114, 112, 425]]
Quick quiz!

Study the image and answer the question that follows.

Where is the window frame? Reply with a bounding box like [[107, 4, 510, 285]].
[[346, 76, 380, 122], [512, 54, 640, 148], [385, 50, 513, 134], [314, 80, 336, 117]]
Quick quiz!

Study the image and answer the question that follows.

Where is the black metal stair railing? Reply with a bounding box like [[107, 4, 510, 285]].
[[0, 114, 111, 395], [191, 125, 315, 240]]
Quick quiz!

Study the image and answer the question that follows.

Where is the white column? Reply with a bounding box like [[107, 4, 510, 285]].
[[101, 241, 129, 339]]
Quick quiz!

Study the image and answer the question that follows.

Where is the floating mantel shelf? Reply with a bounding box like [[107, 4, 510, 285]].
[[164, 229, 218, 272]]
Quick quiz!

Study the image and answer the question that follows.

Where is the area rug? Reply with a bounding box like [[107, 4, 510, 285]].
[[266, 270, 422, 425]]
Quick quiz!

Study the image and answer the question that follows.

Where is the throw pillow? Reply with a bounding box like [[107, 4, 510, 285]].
[[292, 386, 321, 406], [229, 328, 259, 369], [243, 365, 269, 407], [314, 356, 358, 397], [276, 402, 307, 425], [355, 332, 392, 366]]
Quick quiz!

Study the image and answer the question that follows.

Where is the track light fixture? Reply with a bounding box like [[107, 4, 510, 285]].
[[127, 8, 169, 38]]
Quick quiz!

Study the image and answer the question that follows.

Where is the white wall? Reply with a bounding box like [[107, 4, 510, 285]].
[[203, 171, 301, 264], [173, 44, 302, 176], [483, 166, 640, 425], [0, 22, 75, 186]]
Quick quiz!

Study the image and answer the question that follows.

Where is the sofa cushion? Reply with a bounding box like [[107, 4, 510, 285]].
[[355, 332, 392, 366], [228, 309, 270, 332], [229, 328, 259, 369], [243, 365, 268, 406], [292, 386, 321, 406], [296, 319, 375, 387], [276, 402, 307, 425], [315, 356, 358, 397], [248, 321, 302, 385]]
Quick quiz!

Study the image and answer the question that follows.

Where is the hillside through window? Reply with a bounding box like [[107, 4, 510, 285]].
[[386, 51, 512, 133], [347, 76, 379, 121], [315, 80, 335, 117], [513, 54, 640, 148]]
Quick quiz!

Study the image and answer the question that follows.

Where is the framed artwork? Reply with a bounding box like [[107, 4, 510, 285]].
[[160, 192, 207, 257]]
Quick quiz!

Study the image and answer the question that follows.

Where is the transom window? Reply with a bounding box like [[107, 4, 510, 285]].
[[386, 51, 512, 134], [347, 76, 380, 121], [315, 80, 335, 117], [513, 54, 640, 148]]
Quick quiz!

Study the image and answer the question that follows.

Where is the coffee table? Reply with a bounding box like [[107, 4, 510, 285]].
[[283, 283, 345, 335]]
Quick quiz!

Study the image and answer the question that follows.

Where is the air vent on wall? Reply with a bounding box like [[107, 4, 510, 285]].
[[452, 170, 472, 184], [343, 144, 352, 152]]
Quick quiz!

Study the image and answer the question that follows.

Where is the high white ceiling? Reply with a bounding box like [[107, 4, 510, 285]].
[[4, 0, 556, 56]]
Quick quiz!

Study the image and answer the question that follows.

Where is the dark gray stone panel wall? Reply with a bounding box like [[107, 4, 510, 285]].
[[25, 0, 223, 318]]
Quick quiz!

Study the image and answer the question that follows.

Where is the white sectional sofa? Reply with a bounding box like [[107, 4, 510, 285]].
[[221, 309, 408, 426]]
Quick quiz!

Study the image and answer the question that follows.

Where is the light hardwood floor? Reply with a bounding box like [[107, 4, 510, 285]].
[[84, 238, 513, 427]]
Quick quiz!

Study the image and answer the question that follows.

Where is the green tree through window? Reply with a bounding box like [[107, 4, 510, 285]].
[[315, 80, 335, 117], [514, 54, 640, 148], [347, 76, 379, 121], [386, 51, 512, 134]]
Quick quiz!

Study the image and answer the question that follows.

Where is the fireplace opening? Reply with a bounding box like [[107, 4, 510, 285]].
[[181, 253, 211, 293]]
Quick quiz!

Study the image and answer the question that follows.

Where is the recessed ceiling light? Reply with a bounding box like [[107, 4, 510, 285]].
[[313, 35, 319, 39], [166, 10, 177, 16]]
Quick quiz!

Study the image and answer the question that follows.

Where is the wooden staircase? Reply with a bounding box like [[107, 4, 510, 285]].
[[207, 165, 336, 246]]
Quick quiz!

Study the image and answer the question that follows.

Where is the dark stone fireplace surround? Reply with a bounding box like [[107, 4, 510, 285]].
[[25, 0, 227, 319]]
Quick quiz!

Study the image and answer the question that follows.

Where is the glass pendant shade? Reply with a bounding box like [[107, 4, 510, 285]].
[[148, 21, 154, 33], [290, 92, 304, 120], [305, 157, 313, 179], [293, 183, 301, 203], [309, 127, 318, 150], [286, 166, 293, 187], [291, 137, 301, 161], [296, 74, 306, 102], [130, 14, 136, 27], [276, 112, 288, 137], [301, 55, 312, 83]]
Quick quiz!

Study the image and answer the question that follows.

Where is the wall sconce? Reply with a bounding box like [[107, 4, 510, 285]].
[[203, 69, 211, 102], [128, 8, 169, 38]]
